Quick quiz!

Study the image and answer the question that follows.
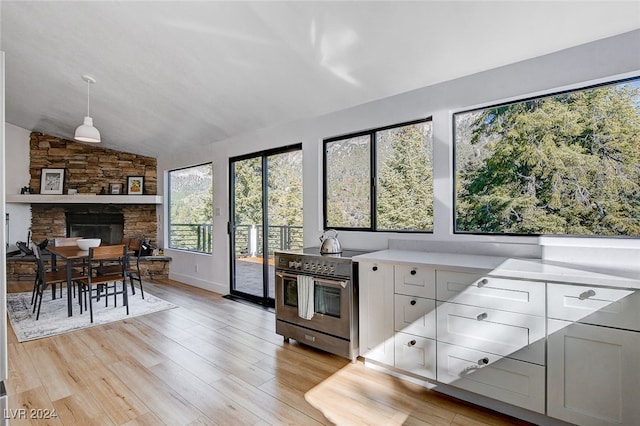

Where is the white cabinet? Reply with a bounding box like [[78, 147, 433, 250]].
[[436, 302, 545, 365], [357, 252, 640, 425], [548, 283, 640, 331], [435, 271, 546, 412], [394, 294, 436, 339], [393, 264, 437, 380], [394, 333, 436, 379], [436, 271, 545, 316], [395, 265, 435, 299], [548, 320, 640, 425], [360, 261, 436, 379], [437, 342, 545, 413], [547, 283, 640, 426], [359, 261, 394, 364]]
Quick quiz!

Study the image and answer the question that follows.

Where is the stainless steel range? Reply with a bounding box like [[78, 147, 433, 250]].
[[275, 247, 369, 362]]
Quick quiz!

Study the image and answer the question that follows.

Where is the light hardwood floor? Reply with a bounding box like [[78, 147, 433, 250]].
[[5, 279, 532, 425]]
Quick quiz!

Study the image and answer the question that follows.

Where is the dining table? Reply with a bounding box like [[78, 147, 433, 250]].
[[46, 245, 90, 317]]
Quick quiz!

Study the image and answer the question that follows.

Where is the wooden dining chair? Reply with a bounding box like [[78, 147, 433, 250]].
[[32, 245, 85, 320], [76, 244, 128, 323]]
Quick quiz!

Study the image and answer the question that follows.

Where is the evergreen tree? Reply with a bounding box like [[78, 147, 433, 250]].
[[457, 82, 640, 235], [377, 123, 433, 231]]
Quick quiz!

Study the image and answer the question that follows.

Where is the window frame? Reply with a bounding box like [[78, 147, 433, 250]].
[[452, 75, 640, 237], [167, 162, 213, 253], [323, 117, 433, 233]]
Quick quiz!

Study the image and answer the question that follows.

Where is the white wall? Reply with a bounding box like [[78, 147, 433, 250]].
[[4, 123, 30, 251], [2, 50, 10, 387], [157, 30, 640, 294]]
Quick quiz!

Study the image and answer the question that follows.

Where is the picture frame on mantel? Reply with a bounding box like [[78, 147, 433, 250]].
[[127, 176, 144, 195], [39, 168, 65, 195], [109, 183, 123, 195]]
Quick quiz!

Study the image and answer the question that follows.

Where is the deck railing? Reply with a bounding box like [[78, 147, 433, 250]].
[[234, 224, 303, 257], [169, 223, 302, 255], [169, 223, 213, 253]]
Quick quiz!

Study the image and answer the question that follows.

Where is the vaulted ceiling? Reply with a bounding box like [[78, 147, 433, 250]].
[[2, 1, 639, 157]]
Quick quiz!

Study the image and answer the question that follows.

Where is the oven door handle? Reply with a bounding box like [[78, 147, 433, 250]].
[[276, 272, 348, 289]]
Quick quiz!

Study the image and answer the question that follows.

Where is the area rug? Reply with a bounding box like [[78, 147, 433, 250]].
[[7, 285, 177, 342]]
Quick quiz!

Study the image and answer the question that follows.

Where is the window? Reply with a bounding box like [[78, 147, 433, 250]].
[[324, 118, 433, 232], [454, 76, 640, 236], [168, 163, 213, 253]]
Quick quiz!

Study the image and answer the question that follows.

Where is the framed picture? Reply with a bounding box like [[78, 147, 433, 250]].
[[109, 183, 123, 195], [127, 176, 144, 195], [40, 168, 65, 195]]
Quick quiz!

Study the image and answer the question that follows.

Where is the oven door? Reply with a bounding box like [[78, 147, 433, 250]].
[[275, 271, 351, 339]]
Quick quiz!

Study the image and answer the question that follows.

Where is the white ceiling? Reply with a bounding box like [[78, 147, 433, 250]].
[[2, 1, 639, 157]]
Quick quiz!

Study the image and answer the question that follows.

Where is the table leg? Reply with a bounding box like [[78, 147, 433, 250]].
[[66, 259, 73, 317], [49, 252, 58, 300]]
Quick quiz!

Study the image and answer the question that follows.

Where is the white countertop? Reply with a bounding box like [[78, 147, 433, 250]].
[[353, 249, 640, 289], [489, 257, 640, 289], [352, 249, 507, 273]]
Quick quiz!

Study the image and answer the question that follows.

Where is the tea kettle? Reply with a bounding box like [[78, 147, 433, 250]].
[[320, 229, 342, 254]]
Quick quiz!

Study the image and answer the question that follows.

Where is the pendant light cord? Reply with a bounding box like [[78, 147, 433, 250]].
[[86, 78, 91, 116]]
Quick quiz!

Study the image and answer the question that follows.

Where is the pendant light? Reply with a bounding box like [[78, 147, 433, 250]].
[[74, 74, 101, 143]]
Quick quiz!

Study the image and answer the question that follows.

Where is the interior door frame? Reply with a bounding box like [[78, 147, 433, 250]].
[[228, 143, 302, 306]]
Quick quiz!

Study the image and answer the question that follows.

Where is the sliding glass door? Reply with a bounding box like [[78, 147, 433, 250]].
[[229, 145, 303, 306]]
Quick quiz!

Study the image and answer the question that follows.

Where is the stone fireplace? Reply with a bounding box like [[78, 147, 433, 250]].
[[5, 132, 170, 281], [30, 204, 158, 245], [26, 132, 160, 245]]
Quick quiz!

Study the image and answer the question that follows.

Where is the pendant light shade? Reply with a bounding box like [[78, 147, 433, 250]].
[[74, 75, 101, 143]]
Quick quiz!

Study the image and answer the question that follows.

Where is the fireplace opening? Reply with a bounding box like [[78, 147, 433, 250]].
[[66, 213, 124, 245]]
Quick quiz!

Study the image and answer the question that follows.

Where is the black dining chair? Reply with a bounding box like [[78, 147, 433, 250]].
[[76, 244, 129, 323], [126, 239, 145, 299], [32, 245, 85, 320]]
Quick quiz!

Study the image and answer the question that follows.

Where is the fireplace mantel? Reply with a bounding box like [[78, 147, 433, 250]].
[[6, 194, 163, 204]]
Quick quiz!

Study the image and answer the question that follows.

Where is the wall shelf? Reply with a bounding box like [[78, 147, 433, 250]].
[[6, 194, 163, 204]]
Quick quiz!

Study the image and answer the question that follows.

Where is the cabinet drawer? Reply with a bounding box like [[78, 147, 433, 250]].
[[394, 333, 436, 380], [394, 295, 436, 339], [548, 283, 640, 332], [436, 271, 545, 316], [437, 342, 545, 414], [395, 265, 436, 298], [437, 302, 545, 365]]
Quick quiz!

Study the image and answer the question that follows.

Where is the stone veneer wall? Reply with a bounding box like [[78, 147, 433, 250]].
[[27, 132, 159, 244], [28, 132, 157, 195]]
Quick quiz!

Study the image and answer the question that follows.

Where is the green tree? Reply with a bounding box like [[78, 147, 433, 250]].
[[377, 123, 433, 231], [325, 136, 371, 228], [457, 81, 640, 235], [233, 157, 263, 225]]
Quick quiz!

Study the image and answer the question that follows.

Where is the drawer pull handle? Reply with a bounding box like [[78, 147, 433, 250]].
[[478, 278, 489, 288], [477, 312, 488, 321], [410, 269, 417, 275], [372, 266, 378, 271], [478, 357, 490, 366], [579, 289, 596, 300], [410, 299, 417, 306], [408, 340, 417, 347]]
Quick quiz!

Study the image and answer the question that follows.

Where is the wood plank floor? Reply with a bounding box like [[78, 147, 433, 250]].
[[5, 279, 532, 425]]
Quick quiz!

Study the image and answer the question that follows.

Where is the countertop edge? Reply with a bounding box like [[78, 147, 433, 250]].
[[353, 249, 640, 290]]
